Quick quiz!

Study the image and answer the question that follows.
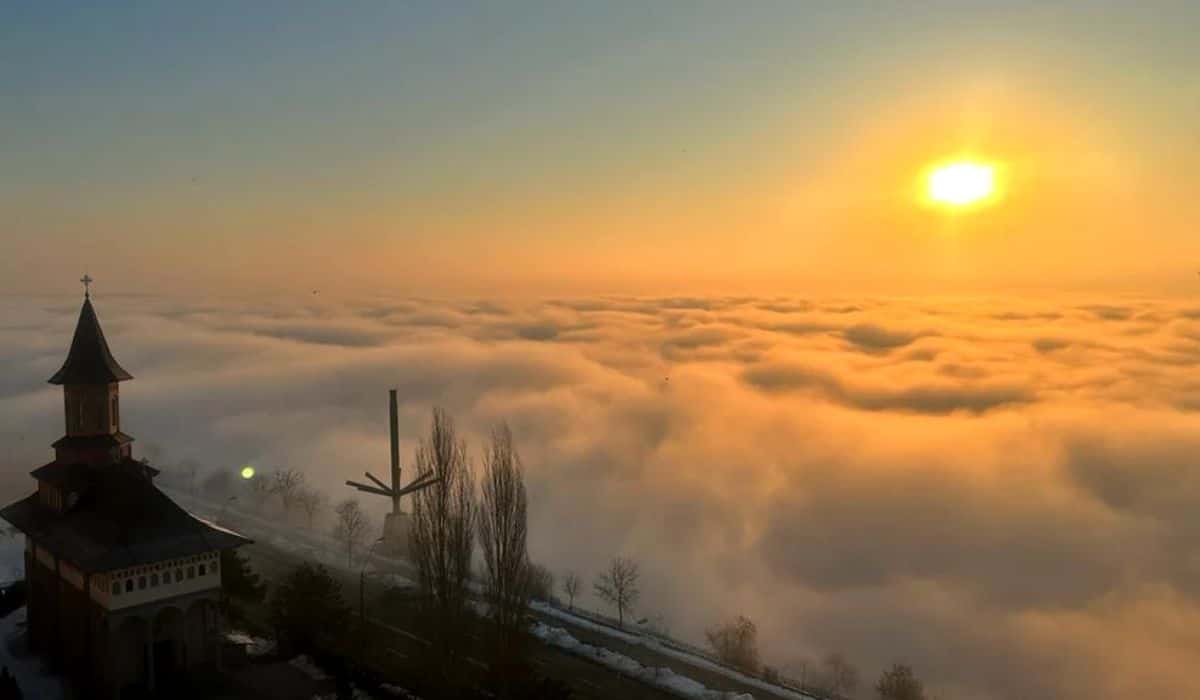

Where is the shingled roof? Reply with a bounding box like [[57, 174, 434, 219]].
[[47, 297, 132, 385], [0, 460, 249, 573]]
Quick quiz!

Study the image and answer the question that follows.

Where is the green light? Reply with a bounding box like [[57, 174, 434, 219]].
[[240, 466, 255, 480]]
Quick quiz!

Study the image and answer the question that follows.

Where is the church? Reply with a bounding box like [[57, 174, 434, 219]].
[[1, 285, 251, 698]]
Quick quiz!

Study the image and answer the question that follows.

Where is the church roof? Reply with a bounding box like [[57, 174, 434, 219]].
[[50, 432, 136, 451], [0, 460, 249, 573], [47, 297, 132, 385]]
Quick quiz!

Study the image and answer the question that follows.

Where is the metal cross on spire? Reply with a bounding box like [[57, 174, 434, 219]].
[[80, 274, 94, 298]]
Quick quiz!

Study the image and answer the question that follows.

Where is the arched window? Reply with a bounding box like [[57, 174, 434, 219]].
[[198, 564, 206, 576], [111, 582, 121, 596], [150, 573, 159, 586], [175, 569, 183, 583], [138, 576, 146, 590], [187, 566, 195, 579], [125, 580, 133, 593]]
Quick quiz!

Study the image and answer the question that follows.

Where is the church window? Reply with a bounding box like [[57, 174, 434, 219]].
[[112, 582, 120, 595], [150, 573, 158, 586], [138, 576, 146, 590], [187, 566, 195, 579], [198, 564, 206, 576], [125, 580, 133, 593]]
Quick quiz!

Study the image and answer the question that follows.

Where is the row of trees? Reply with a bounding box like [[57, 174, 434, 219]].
[[556, 557, 642, 627], [241, 465, 378, 569], [701, 615, 926, 700], [246, 467, 328, 527]]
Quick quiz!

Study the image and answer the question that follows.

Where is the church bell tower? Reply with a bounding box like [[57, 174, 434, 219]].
[[48, 276, 135, 466]]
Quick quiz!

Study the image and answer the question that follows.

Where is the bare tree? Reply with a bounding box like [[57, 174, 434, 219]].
[[332, 498, 371, 568], [876, 664, 925, 700], [409, 407, 475, 676], [706, 615, 761, 674], [477, 423, 532, 664], [820, 652, 860, 698], [296, 487, 325, 529], [247, 471, 275, 510], [272, 468, 306, 516], [528, 562, 555, 601], [562, 571, 581, 610], [593, 556, 639, 627], [787, 657, 817, 691]]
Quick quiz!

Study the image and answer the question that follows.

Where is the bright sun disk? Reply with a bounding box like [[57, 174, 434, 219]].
[[928, 162, 996, 206]]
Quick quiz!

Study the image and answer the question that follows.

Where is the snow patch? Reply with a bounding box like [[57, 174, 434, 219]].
[[378, 573, 416, 590], [0, 607, 65, 699], [289, 654, 331, 681], [380, 682, 423, 698], [226, 630, 275, 657], [532, 621, 752, 700], [532, 602, 819, 700]]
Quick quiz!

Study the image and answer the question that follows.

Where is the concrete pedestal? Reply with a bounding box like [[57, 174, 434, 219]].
[[381, 511, 411, 557]]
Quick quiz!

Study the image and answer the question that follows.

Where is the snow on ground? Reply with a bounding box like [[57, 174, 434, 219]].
[[0, 532, 24, 587], [533, 601, 643, 643], [532, 622, 752, 700], [226, 630, 276, 657], [312, 688, 370, 700], [380, 682, 423, 698], [532, 602, 819, 700], [297, 657, 422, 700], [377, 573, 416, 590], [289, 654, 331, 681], [0, 607, 65, 699]]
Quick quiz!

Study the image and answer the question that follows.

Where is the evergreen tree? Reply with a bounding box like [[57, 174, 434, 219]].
[[221, 549, 266, 602], [269, 563, 349, 653]]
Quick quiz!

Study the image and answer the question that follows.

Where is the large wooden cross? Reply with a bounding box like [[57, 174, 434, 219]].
[[345, 389, 440, 514]]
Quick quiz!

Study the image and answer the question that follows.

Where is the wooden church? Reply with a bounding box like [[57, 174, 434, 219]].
[[1, 285, 250, 697]]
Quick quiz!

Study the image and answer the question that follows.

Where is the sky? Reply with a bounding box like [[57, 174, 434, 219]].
[[3, 1, 1199, 296], [4, 4, 1200, 699]]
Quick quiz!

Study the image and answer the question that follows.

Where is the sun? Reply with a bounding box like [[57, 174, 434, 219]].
[[927, 161, 997, 207]]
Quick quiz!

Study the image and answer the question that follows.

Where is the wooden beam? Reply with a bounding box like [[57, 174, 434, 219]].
[[344, 480, 393, 498], [394, 474, 442, 497], [364, 472, 393, 494]]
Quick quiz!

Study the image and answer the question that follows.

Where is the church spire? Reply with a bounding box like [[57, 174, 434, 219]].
[[48, 282, 132, 386]]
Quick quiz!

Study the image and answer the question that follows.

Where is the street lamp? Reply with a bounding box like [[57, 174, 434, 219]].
[[359, 537, 386, 641], [217, 496, 237, 525]]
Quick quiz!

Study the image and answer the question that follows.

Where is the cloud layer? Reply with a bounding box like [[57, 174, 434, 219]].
[[3, 293, 1200, 699]]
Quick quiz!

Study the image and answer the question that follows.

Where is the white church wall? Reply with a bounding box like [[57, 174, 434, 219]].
[[97, 551, 222, 611]]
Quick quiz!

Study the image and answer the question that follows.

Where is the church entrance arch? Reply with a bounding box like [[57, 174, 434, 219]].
[[114, 616, 147, 698], [152, 606, 185, 690]]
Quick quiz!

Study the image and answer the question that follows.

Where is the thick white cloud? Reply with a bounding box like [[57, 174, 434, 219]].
[[3, 293, 1199, 699]]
